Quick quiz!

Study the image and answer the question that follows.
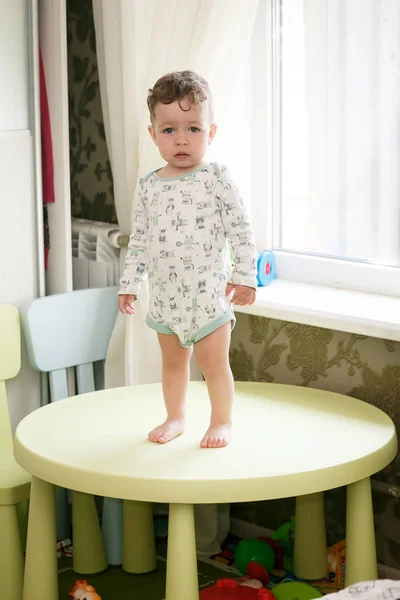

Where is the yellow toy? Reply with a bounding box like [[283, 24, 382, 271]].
[[70, 580, 102, 600]]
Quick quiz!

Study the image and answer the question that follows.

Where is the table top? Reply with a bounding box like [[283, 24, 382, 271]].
[[14, 382, 397, 504]]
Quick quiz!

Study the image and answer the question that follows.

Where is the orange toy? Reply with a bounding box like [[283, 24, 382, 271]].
[[69, 580, 102, 600]]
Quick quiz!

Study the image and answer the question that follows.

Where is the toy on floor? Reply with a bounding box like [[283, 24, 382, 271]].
[[310, 540, 346, 591], [235, 538, 275, 583], [70, 580, 102, 600], [58, 540, 73, 558], [273, 582, 322, 600], [269, 516, 295, 574], [257, 537, 285, 571], [241, 578, 264, 589], [271, 517, 295, 542], [57, 538, 72, 558], [200, 578, 276, 599]]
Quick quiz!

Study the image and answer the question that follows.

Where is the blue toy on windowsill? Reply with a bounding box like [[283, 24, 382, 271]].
[[228, 242, 276, 287], [256, 250, 276, 286]]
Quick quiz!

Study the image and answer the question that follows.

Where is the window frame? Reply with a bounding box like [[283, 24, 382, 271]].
[[258, 0, 400, 299]]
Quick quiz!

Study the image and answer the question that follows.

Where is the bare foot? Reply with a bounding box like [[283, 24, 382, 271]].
[[200, 422, 232, 449], [148, 419, 185, 444]]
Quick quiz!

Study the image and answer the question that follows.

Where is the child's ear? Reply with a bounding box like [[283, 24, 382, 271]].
[[208, 123, 217, 144], [148, 125, 157, 144]]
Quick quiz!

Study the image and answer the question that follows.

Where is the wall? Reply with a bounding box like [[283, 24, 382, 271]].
[[67, 0, 116, 223], [230, 313, 400, 570], [0, 0, 41, 426]]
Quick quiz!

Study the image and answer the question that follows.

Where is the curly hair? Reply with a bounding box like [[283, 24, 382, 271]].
[[147, 70, 213, 122]]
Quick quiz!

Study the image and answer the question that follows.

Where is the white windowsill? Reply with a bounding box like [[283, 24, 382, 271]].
[[234, 279, 400, 342]]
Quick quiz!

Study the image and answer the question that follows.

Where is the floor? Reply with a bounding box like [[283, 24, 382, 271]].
[[56, 518, 337, 598], [58, 552, 226, 600]]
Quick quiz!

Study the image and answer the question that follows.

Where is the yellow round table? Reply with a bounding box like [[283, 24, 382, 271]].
[[14, 382, 397, 600]]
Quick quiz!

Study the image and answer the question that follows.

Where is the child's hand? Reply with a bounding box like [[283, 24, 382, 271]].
[[118, 294, 137, 315], [225, 284, 256, 306]]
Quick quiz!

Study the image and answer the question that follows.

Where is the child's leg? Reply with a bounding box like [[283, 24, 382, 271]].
[[148, 332, 192, 444], [194, 322, 234, 448]]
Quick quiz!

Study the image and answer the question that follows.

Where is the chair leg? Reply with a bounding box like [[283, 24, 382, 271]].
[[102, 497, 123, 565], [72, 491, 108, 574], [166, 503, 198, 600], [122, 500, 156, 573], [23, 477, 58, 600], [17, 498, 29, 550], [346, 477, 378, 585], [294, 492, 328, 580], [0, 504, 24, 600]]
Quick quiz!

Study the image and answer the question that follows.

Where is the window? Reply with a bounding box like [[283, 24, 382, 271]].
[[215, 0, 400, 298]]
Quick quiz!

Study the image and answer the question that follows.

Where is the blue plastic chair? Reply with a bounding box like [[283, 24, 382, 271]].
[[22, 287, 125, 570]]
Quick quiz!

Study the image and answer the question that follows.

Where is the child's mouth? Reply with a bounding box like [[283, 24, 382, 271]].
[[175, 153, 189, 158]]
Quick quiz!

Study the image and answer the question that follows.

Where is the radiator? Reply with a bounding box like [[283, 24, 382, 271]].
[[71, 218, 129, 290]]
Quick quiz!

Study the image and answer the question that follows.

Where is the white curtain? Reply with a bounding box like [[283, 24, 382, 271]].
[[93, 0, 259, 388], [93, 0, 259, 555]]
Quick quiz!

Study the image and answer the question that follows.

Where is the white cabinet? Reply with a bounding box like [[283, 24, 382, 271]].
[[0, 0, 72, 425], [0, 0, 30, 131]]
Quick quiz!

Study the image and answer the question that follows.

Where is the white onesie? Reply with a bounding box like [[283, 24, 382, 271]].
[[119, 162, 257, 347]]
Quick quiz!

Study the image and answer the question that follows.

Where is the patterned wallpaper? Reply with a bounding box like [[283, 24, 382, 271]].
[[67, 0, 116, 223], [230, 314, 400, 570]]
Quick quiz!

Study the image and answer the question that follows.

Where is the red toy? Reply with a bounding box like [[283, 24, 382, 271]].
[[200, 578, 276, 599], [259, 537, 284, 570]]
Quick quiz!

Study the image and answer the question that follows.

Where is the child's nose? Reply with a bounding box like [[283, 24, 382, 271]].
[[176, 132, 188, 144]]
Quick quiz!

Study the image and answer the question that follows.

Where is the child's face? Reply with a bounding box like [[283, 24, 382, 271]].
[[148, 98, 216, 170]]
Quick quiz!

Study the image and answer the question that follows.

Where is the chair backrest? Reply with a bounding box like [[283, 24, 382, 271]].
[[22, 287, 119, 402], [0, 304, 21, 448]]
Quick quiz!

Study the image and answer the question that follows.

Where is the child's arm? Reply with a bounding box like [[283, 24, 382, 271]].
[[119, 186, 149, 300], [217, 166, 258, 291]]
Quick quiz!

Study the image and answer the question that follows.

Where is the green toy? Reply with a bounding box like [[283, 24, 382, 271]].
[[234, 539, 275, 576], [271, 516, 295, 542], [273, 582, 322, 600]]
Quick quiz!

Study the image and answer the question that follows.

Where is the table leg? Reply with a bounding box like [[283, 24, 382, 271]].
[[166, 504, 198, 600], [72, 490, 108, 574], [23, 477, 58, 600], [123, 500, 156, 573], [346, 477, 378, 585], [294, 492, 328, 579]]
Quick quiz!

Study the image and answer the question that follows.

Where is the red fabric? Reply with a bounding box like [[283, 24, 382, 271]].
[[39, 48, 55, 205], [39, 47, 55, 269]]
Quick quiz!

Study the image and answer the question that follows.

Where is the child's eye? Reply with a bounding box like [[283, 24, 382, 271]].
[[163, 128, 174, 134], [189, 127, 200, 133]]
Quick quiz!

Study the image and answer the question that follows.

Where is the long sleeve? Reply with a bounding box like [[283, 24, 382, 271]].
[[119, 186, 149, 297], [217, 165, 258, 288]]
